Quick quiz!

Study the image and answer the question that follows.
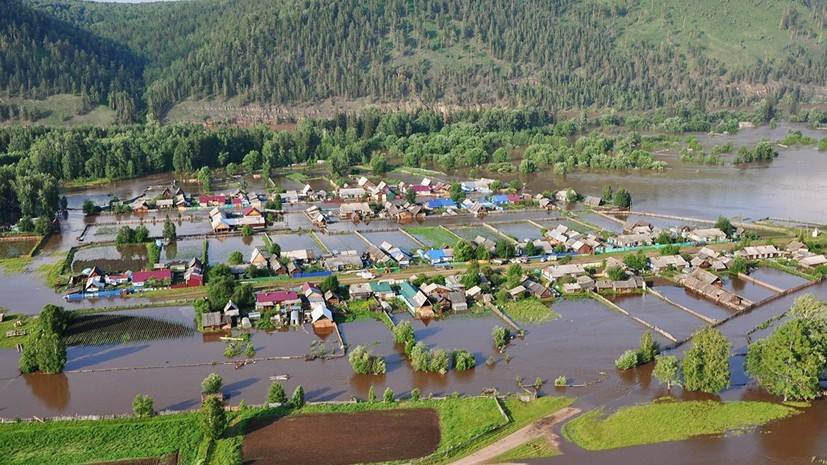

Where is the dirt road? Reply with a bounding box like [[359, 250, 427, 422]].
[[450, 406, 581, 465]]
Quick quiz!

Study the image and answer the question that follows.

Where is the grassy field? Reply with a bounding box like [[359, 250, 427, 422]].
[[0, 414, 203, 465], [563, 399, 798, 451], [502, 298, 559, 323], [0, 256, 31, 273], [406, 226, 461, 248], [0, 94, 116, 128], [0, 313, 36, 349], [492, 436, 559, 463]]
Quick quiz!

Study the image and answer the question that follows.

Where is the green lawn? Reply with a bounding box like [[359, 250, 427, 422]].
[[492, 436, 559, 463], [0, 256, 31, 273], [0, 414, 204, 465], [406, 226, 461, 248], [563, 399, 798, 451], [502, 297, 559, 323], [0, 313, 36, 349]]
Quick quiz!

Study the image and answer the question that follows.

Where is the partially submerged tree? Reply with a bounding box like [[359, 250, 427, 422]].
[[132, 394, 155, 418], [682, 327, 731, 393], [653, 355, 681, 391]]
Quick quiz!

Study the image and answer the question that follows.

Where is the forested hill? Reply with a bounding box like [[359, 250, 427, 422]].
[[4, 0, 827, 123]]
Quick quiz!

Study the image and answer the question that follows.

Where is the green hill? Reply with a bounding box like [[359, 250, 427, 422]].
[[3, 0, 826, 124]]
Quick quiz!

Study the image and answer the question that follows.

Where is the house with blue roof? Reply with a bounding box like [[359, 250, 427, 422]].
[[426, 198, 456, 209], [419, 248, 454, 265], [490, 194, 510, 205]]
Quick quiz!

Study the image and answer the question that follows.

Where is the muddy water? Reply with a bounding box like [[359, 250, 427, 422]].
[[654, 285, 734, 322], [208, 235, 260, 264], [723, 277, 777, 303], [749, 267, 811, 290], [317, 233, 369, 254], [492, 221, 543, 241], [611, 293, 707, 341], [0, 238, 38, 258], [268, 233, 323, 255], [72, 244, 149, 273]]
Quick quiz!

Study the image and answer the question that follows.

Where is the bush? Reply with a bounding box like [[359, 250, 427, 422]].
[[638, 331, 659, 364], [201, 373, 223, 394], [132, 394, 155, 418], [615, 349, 640, 370], [554, 375, 568, 387], [267, 382, 286, 404], [291, 385, 305, 408], [452, 350, 477, 371], [227, 250, 244, 265], [201, 397, 227, 440], [348, 345, 387, 375], [410, 388, 421, 401], [368, 385, 377, 403], [492, 326, 511, 350], [383, 387, 395, 403]]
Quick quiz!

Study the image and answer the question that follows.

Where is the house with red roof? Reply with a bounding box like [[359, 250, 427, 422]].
[[131, 269, 172, 287], [255, 290, 301, 311], [199, 194, 227, 207]]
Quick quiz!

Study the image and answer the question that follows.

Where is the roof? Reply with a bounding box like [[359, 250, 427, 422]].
[[650, 255, 689, 269], [202, 312, 222, 327], [399, 281, 429, 308], [349, 282, 373, 294], [310, 305, 333, 323], [426, 198, 456, 209], [255, 290, 299, 304], [370, 281, 394, 293], [132, 269, 172, 282]]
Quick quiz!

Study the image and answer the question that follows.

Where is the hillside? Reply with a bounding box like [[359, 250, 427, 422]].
[[3, 0, 827, 124]]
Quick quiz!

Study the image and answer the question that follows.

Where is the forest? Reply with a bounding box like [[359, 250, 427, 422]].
[[1, 0, 826, 123]]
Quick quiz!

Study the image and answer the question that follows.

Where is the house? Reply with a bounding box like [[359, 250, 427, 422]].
[[473, 235, 497, 252], [156, 198, 174, 209], [324, 290, 340, 306], [283, 249, 314, 262], [202, 312, 223, 331], [250, 247, 272, 269], [568, 239, 593, 255], [324, 252, 364, 271], [583, 196, 603, 208], [623, 221, 655, 235], [523, 279, 552, 298], [380, 241, 410, 266], [465, 285, 482, 300], [594, 276, 645, 294], [687, 228, 728, 243], [199, 194, 227, 207], [735, 245, 780, 260], [349, 283, 373, 300], [243, 206, 263, 218], [339, 202, 372, 219], [338, 187, 367, 200], [184, 263, 203, 287], [613, 233, 654, 248], [310, 304, 334, 329], [222, 300, 240, 327], [255, 291, 301, 311], [649, 255, 690, 273], [367, 245, 394, 266], [421, 248, 453, 265], [421, 282, 451, 299], [508, 285, 527, 300], [555, 189, 576, 203], [426, 198, 456, 210], [398, 281, 433, 318], [447, 291, 468, 312], [799, 255, 827, 268], [131, 269, 172, 287], [538, 198, 553, 210], [543, 264, 587, 281], [370, 281, 396, 300], [680, 269, 750, 311], [785, 240, 807, 255], [280, 191, 300, 204], [131, 198, 150, 212]]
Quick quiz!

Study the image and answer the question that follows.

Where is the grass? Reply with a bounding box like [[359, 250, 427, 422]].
[[0, 256, 31, 273], [492, 436, 559, 463], [394, 166, 447, 177], [502, 297, 559, 323], [38, 255, 67, 288], [0, 94, 116, 128], [285, 172, 311, 184], [562, 399, 798, 451], [0, 313, 36, 349], [339, 299, 385, 323], [406, 226, 461, 248], [0, 413, 203, 465]]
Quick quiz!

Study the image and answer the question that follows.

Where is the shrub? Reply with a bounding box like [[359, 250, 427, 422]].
[[383, 387, 395, 403], [638, 331, 659, 364], [492, 326, 511, 350], [452, 350, 477, 371], [201, 397, 227, 440], [615, 349, 640, 370], [348, 345, 387, 375], [201, 373, 223, 394], [132, 394, 155, 418], [410, 388, 421, 401], [368, 385, 377, 403], [554, 375, 568, 387], [291, 385, 305, 408], [267, 382, 286, 404]]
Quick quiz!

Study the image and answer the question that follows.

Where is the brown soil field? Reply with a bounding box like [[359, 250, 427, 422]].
[[242, 408, 441, 465]]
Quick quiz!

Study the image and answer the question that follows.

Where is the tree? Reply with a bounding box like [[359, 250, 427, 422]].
[[601, 185, 614, 204], [715, 216, 735, 237], [495, 239, 515, 259], [82, 200, 97, 215], [454, 241, 476, 262], [461, 261, 481, 288], [197, 166, 212, 192], [201, 397, 227, 440], [623, 251, 648, 272], [788, 294, 827, 320], [320, 275, 340, 294], [201, 373, 223, 394], [268, 242, 281, 257], [612, 188, 632, 209], [383, 387, 395, 403], [19, 305, 67, 374], [492, 326, 511, 351], [348, 345, 387, 375], [638, 330, 659, 364], [615, 349, 639, 370], [227, 250, 244, 265], [452, 350, 476, 371], [267, 382, 287, 404], [115, 225, 135, 245], [519, 158, 538, 174], [410, 388, 421, 401], [606, 265, 626, 281], [405, 188, 417, 204], [370, 154, 388, 174], [134, 225, 149, 242], [682, 327, 731, 393], [241, 225, 253, 237], [34, 217, 53, 235], [653, 355, 681, 391], [242, 150, 261, 173], [449, 182, 465, 203], [132, 394, 155, 418], [368, 385, 377, 402], [746, 318, 826, 401], [291, 385, 305, 408], [163, 216, 176, 242], [207, 276, 236, 311]]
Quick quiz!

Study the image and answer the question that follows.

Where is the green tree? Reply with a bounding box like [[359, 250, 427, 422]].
[[242, 150, 261, 173], [715, 216, 735, 237], [201, 373, 223, 394], [495, 239, 515, 259], [320, 275, 340, 294], [200, 396, 227, 440], [405, 188, 417, 204], [132, 394, 155, 418], [623, 251, 648, 272], [653, 355, 681, 391], [227, 250, 244, 265], [241, 225, 253, 237], [606, 265, 627, 281], [348, 345, 387, 375], [452, 350, 476, 371], [267, 382, 287, 404], [453, 241, 476, 262], [682, 327, 731, 393], [383, 387, 395, 403], [614, 349, 639, 370], [82, 200, 97, 215], [134, 225, 149, 242], [449, 182, 465, 203], [613, 188, 632, 209], [638, 330, 659, 364], [370, 154, 388, 174], [746, 318, 827, 401], [197, 166, 212, 192], [291, 385, 305, 408], [519, 158, 538, 174], [115, 225, 135, 245], [368, 385, 377, 402], [163, 216, 176, 242], [410, 388, 421, 401], [492, 326, 511, 351], [601, 185, 614, 204]]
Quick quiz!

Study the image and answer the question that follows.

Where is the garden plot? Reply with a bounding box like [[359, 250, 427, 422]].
[[318, 233, 368, 254], [208, 235, 265, 264], [405, 226, 460, 248], [72, 244, 148, 273], [452, 226, 500, 243], [610, 294, 708, 341], [162, 239, 204, 264], [491, 221, 543, 242]]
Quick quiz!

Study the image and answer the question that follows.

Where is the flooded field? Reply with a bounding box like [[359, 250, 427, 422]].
[[72, 244, 148, 273], [654, 285, 735, 322], [267, 233, 322, 255], [452, 226, 500, 243], [162, 239, 205, 264], [0, 237, 38, 258], [611, 293, 708, 341], [208, 235, 261, 264], [749, 267, 811, 290], [577, 212, 625, 233], [361, 231, 421, 253], [491, 221, 543, 241], [317, 232, 368, 254], [723, 277, 778, 303]]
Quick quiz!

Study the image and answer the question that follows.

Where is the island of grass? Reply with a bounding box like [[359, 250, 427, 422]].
[[501, 297, 559, 323], [492, 436, 560, 463], [406, 226, 460, 248], [562, 398, 799, 451], [0, 313, 37, 349]]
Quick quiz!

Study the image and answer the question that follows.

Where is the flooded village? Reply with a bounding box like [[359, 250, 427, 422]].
[[1, 122, 827, 465]]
